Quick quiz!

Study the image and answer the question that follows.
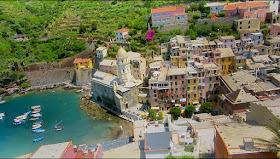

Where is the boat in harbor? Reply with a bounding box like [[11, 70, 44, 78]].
[[0, 97, 5, 104], [54, 120, 63, 131], [13, 120, 24, 126], [32, 110, 41, 114], [31, 105, 41, 110], [31, 113, 41, 117], [32, 124, 42, 129], [29, 117, 39, 121], [31, 128, 45, 133], [33, 121, 42, 125], [33, 137, 44, 142], [0, 113, 6, 119]]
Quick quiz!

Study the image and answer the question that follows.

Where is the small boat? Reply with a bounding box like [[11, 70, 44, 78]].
[[32, 123, 42, 127], [33, 121, 42, 125], [0, 113, 6, 119], [13, 120, 24, 126], [14, 118, 25, 122], [32, 110, 41, 114], [0, 97, 5, 104], [31, 128, 45, 133], [33, 137, 44, 142], [31, 105, 41, 110], [32, 124, 42, 129], [16, 114, 27, 119], [29, 117, 39, 121], [54, 126, 63, 131], [31, 113, 41, 117]]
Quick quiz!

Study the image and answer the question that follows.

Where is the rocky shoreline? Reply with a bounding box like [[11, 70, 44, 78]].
[[80, 97, 133, 140]]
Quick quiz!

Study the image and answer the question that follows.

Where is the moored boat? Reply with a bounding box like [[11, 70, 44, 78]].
[[31, 105, 41, 110], [13, 120, 24, 126], [0, 113, 6, 119], [29, 117, 39, 121], [33, 121, 42, 125], [31, 128, 45, 133], [54, 125, 63, 131], [32, 110, 41, 114], [32, 124, 42, 129], [33, 137, 44, 142], [31, 113, 41, 117]]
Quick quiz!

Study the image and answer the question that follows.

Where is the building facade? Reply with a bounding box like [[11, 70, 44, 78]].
[[151, 6, 187, 27], [115, 28, 130, 42]]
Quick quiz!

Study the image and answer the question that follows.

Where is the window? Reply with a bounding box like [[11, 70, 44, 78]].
[[153, 14, 156, 17], [155, 99, 157, 102], [193, 86, 196, 90], [228, 57, 231, 61], [182, 87, 185, 92], [194, 94, 196, 98], [154, 94, 156, 97], [171, 89, 173, 92], [240, 22, 242, 24], [194, 79, 196, 83], [176, 88, 178, 92], [216, 77, 218, 80], [182, 95, 185, 98], [188, 80, 190, 83], [158, 19, 161, 22], [157, 13, 160, 16], [222, 58, 225, 62], [167, 12, 170, 15], [177, 95, 179, 99], [171, 82, 173, 86], [175, 82, 177, 85], [188, 94, 190, 98], [162, 18, 166, 21], [154, 90, 156, 93], [209, 84, 212, 88], [248, 21, 250, 24], [209, 77, 212, 81], [170, 76, 173, 80], [175, 75, 177, 79], [248, 26, 250, 29], [188, 87, 190, 91], [181, 75, 184, 78], [162, 13, 166, 16], [172, 96, 174, 99], [240, 27, 242, 29], [182, 81, 185, 84], [167, 18, 170, 21], [153, 20, 156, 22]]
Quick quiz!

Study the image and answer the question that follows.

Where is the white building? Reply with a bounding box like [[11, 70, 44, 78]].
[[247, 32, 263, 45], [266, 0, 279, 15], [96, 47, 108, 59], [205, 2, 225, 14], [115, 28, 130, 42]]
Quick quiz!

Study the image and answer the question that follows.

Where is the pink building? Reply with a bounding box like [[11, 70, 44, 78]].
[[218, 36, 236, 49], [29, 141, 75, 158], [224, 2, 269, 22], [167, 68, 187, 106]]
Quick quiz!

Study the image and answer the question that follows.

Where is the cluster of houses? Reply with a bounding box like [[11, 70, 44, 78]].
[[63, 1, 280, 158]]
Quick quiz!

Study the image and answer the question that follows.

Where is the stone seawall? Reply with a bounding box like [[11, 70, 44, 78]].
[[197, 17, 238, 25]]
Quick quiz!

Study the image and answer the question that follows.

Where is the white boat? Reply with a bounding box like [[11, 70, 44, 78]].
[[32, 124, 42, 129], [16, 114, 28, 119], [0, 113, 6, 117], [32, 110, 41, 114], [31, 105, 41, 110], [31, 113, 41, 117], [14, 118, 25, 122], [32, 124, 42, 128], [0, 100, 5, 104]]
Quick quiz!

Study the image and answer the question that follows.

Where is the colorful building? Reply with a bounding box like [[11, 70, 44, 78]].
[[186, 66, 199, 106], [270, 23, 280, 35], [215, 48, 236, 75], [73, 58, 93, 70], [205, 2, 225, 14], [99, 59, 118, 75], [224, 1, 269, 22], [115, 28, 130, 42], [218, 36, 235, 49], [151, 6, 186, 27]]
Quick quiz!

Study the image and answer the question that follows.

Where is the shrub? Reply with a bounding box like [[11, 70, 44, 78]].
[[170, 107, 181, 120], [184, 105, 195, 118], [200, 102, 213, 113], [184, 144, 194, 152], [148, 108, 156, 121], [21, 82, 31, 89]]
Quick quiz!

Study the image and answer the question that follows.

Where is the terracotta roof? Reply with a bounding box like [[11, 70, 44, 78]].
[[151, 6, 184, 13], [225, 88, 257, 104], [73, 58, 91, 64], [116, 28, 130, 32], [224, 2, 268, 10]]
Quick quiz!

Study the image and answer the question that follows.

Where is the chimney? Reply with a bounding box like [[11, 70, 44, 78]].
[[243, 137, 254, 151]]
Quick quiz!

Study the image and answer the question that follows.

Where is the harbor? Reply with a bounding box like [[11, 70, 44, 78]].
[[0, 89, 119, 158]]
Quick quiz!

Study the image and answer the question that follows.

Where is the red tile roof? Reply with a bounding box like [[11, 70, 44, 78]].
[[151, 6, 185, 13], [75, 150, 95, 158], [116, 28, 130, 32], [224, 2, 268, 10], [73, 58, 91, 64]]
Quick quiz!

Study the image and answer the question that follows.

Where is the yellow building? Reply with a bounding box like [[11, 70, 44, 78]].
[[73, 58, 93, 70], [186, 66, 199, 106], [170, 56, 187, 68], [235, 58, 247, 70], [215, 48, 235, 75]]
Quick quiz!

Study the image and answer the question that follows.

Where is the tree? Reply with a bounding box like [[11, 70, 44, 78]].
[[190, 3, 199, 11], [148, 108, 156, 121], [21, 82, 31, 89], [79, 23, 86, 34], [218, 11, 226, 17], [128, 29, 137, 36], [90, 22, 97, 32], [200, 102, 213, 113], [170, 107, 181, 120], [157, 111, 164, 120], [111, 0, 117, 5], [191, 11, 201, 19], [184, 105, 195, 118]]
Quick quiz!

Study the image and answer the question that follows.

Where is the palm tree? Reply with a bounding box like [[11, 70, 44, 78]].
[[256, 119, 280, 157]]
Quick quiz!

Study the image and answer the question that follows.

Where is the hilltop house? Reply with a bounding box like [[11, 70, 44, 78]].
[[115, 28, 130, 42]]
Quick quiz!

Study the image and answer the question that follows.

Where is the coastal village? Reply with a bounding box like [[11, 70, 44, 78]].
[[2, 0, 280, 158]]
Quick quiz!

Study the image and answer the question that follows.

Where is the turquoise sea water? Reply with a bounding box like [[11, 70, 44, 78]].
[[0, 90, 115, 158]]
